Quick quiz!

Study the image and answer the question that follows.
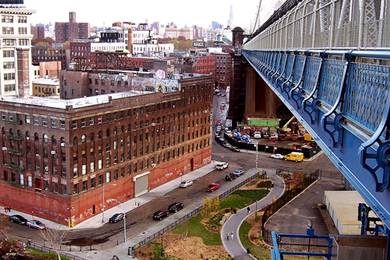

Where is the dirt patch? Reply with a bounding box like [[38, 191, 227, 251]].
[[246, 213, 263, 246], [165, 233, 229, 259], [137, 233, 230, 260]]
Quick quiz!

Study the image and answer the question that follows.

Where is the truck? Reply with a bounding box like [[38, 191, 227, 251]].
[[284, 152, 304, 162]]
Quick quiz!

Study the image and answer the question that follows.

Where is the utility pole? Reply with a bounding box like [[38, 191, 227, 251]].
[[124, 213, 127, 243], [256, 141, 259, 173], [101, 182, 105, 223]]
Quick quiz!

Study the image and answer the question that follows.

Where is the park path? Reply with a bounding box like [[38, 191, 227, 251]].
[[221, 169, 285, 259]]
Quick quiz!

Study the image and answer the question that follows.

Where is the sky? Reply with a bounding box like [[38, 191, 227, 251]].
[[25, 0, 284, 31]]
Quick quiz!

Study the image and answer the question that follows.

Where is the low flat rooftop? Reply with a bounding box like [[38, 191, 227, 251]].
[[0, 90, 154, 109]]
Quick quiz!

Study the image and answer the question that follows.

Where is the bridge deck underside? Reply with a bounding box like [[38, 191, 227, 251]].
[[243, 50, 390, 228]]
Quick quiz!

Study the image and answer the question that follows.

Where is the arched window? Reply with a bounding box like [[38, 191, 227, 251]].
[[51, 135, 57, 144], [106, 129, 110, 137], [81, 134, 86, 143], [113, 127, 117, 136], [34, 133, 39, 141], [73, 137, 78, 145], [98, 131, 103, 139], [25, 131, 30, 139]]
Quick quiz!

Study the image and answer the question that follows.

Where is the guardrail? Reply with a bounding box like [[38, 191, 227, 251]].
[[127, 171, 261, 256], [28, 241, 86, 260]]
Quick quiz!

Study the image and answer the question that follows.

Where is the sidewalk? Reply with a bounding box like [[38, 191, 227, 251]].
[[221, 169, 285, 259], [0, 161, 219, 231]]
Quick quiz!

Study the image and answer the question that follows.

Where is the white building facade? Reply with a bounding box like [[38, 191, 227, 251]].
[[0, 6, 33, 97], [132, 43, 174, 56]]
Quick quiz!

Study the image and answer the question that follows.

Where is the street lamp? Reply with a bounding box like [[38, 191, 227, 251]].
[[256, 143, 259, 171], [102, 181, 117, 223]]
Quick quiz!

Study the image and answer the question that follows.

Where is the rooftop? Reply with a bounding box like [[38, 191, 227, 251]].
[[32, 78, 60, 86], [0, 90, 153, 110]]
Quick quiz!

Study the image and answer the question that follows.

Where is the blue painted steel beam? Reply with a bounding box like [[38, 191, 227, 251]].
[[243, 49, 390, 228]]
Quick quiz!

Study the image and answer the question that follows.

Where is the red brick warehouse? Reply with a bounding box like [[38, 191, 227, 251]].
[[0, 73, 213, 226]]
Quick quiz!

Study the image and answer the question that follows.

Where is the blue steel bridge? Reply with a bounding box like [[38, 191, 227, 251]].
[[242, 0, 390, 258]]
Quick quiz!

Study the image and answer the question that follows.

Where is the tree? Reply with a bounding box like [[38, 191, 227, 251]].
[[0, 215, 9, 240], [40, 228, 68, 260]]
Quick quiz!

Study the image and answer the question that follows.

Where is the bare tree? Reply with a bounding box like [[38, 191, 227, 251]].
[[40, 228, 68, 260], [0, 215, 9, 240]]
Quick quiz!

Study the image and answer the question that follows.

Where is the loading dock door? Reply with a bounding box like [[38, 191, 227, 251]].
[[133, 172, 149, 197]]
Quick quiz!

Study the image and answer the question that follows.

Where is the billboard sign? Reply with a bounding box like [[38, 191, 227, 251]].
[[193, 41, 206, 48]]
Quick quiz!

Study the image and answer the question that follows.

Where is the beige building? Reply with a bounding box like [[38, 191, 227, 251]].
[[324, 190, 381, 235], [32, 78, 60, 97]]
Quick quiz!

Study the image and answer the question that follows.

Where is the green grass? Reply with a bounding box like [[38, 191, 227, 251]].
[[173, 214, 222, 245], [239, 221, 270, 260], [220, 189, 269, 210], [173, 189, 269, 246], [25, 248, 70, 260]]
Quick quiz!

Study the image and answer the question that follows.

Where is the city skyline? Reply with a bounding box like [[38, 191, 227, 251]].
[[26, 0, 283, 31]]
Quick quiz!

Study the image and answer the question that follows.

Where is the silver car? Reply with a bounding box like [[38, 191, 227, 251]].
[[179, 180, 194, 188], [26, 220, 46, 230]]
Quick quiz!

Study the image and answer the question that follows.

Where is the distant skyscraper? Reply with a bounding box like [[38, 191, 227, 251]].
[[211, 21, 222, 30], [228, 5, 233, 28]]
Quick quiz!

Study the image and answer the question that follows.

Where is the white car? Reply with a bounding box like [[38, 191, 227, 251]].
[[179, 180, 194, 188], [216, 162, 229, 170], [253, 131, 262, 139], [271, 154, 284, 160]]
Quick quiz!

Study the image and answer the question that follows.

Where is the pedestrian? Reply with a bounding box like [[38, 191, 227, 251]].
[[247, 207, 250, 214], [247, 248, 250, 254], [230, 232, 234, 240], [226, 233, 229, 241]]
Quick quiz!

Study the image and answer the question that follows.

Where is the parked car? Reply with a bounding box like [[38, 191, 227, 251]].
[[109, 213, 125, 223], [225, 175, 233, 181], [229, 172, 239, 180], [9, 215, 28, 225], [232, 169, 245, 177], [271, 153, 284, 160], [179, 180, 194, 188], [153, 210, 169, 221], [224, 143, 233, 149], [229, 146, 240, 153], [216, 162, 229, 170], [26, 220, 46, 230], [206, 183, 221, 192], [253, 131, 262, 139], [168, 202, 184, 213], [216, 125, 222, 132]]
